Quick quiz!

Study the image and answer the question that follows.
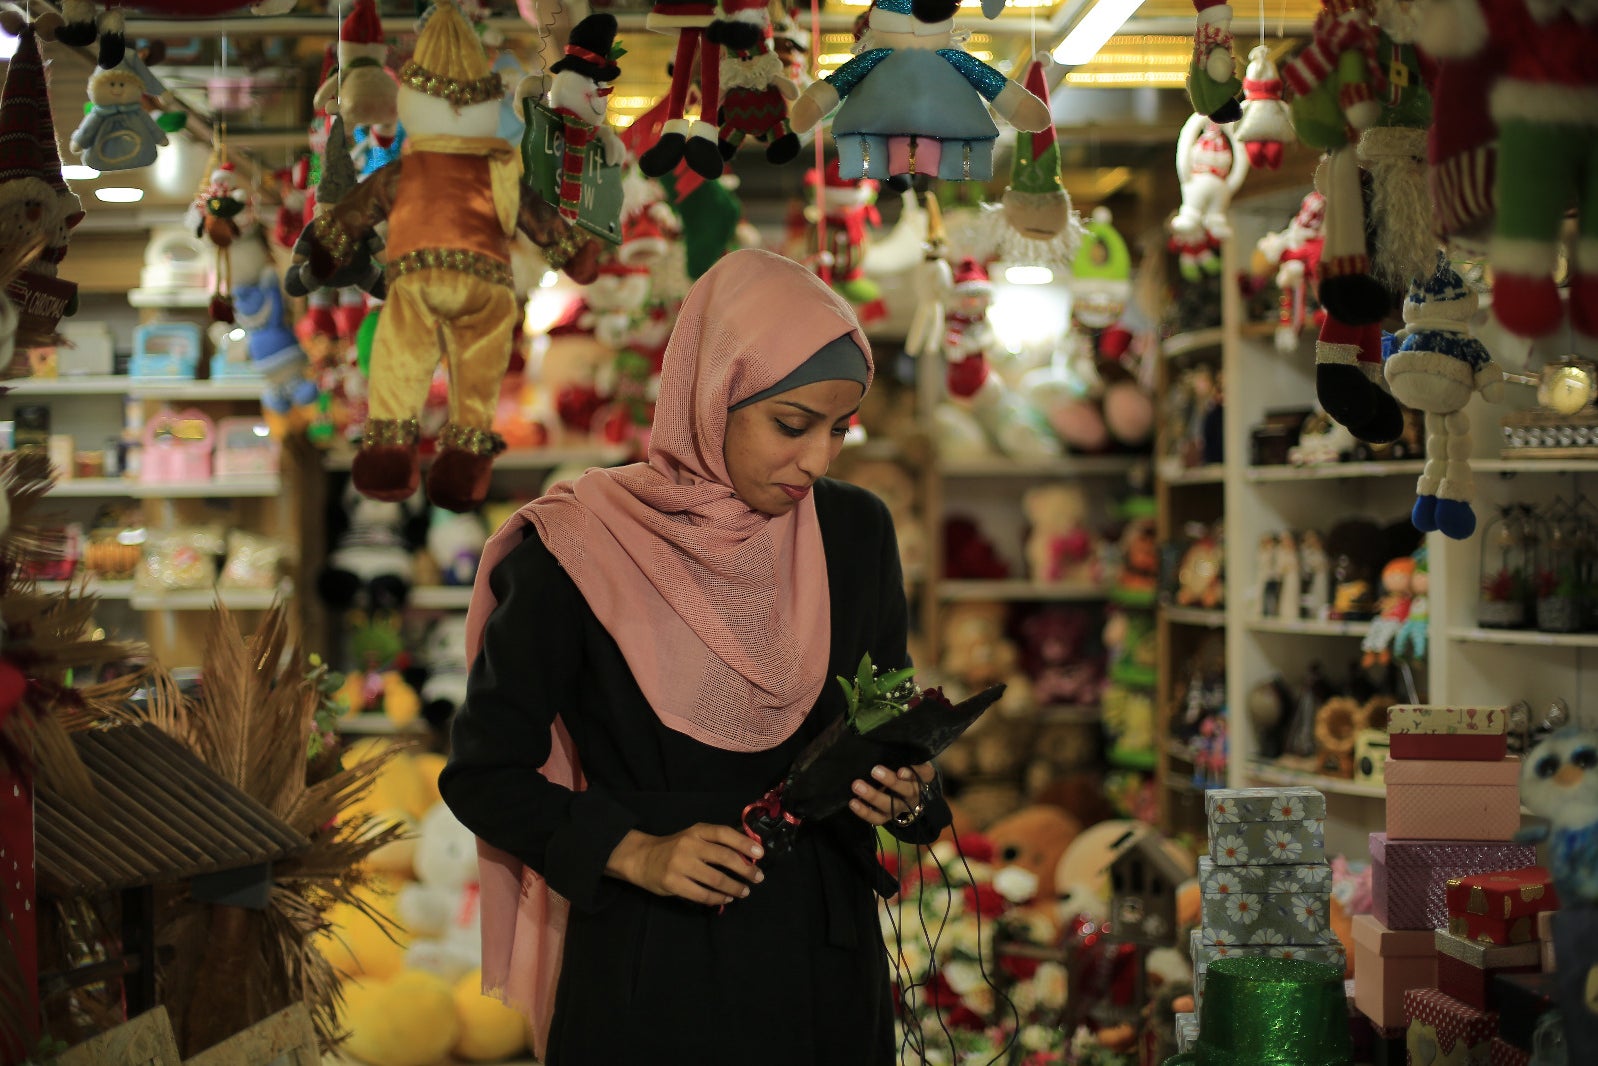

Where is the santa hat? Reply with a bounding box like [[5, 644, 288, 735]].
[[617, 211, 669, 266], [718, 0, 768, 24], [339, 0, 388, 69], [318, 115, 358, 205], [399, 1, 502, 107], [1401, 257, 1477, 333], [1008, 59, 1063, 198], [952, 257, 991, 293]]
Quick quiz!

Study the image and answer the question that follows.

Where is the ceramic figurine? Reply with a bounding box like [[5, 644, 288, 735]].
[[1275, 530, 1300, 622], [1299, 530, 1330, 620]]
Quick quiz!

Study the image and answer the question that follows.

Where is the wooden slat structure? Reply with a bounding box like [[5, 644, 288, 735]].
[[34, 723, 308, 897], [183, 1003, 319, 1066], [55, 1005, 182, 1066]]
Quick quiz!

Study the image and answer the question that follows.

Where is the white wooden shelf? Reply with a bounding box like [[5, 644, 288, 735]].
[[36, 578, 135, 599], [1162, 606, 1227, 628], [127, 288, 215, 309], [409, 585, 474, 610], [1158, 460, 1225, 485], [1476, 459, 1598, 475], [1246, 461, 1425, 482], [1, 376, 268, 400], [1446, 626, 1598, 649], [129, 586, 286, 611], [937, 579, 1111, 602], [935, 455, 1141, 478], [44, 475, 281, 499], [1, 375, 128, 396], [1246, 616, 1374, 637], [323, 445, 630, 472], [45, 478, 136, 497], [1247, 761, 1387, 799]]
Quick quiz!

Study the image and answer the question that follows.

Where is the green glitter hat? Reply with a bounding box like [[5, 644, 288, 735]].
[[1166, 956, 1353, 1066], [1009, 58, 1062, 197]]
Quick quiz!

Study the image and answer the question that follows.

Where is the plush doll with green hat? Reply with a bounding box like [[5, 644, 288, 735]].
[[1187, 0, 1245, 123], [991, 56, 1084, 271], [1163, 955, 1353, 1066]]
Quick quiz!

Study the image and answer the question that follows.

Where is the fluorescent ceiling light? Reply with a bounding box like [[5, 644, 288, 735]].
[[0, 31, 16, 61], [94, 187, 144, 203], [1005, 265, 1055, 285], [1053, 0, 1150, 66], [62, 165, 100, 181]]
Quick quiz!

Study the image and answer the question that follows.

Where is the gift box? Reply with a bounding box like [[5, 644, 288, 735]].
[[1189, 928, 1347, 1010], [1433, 930, 1540, 1011], [1198, 856, 1337, 945], [1175, 1012, 1199, 1054], [1552, 909, 1598, 1048], [1205, 786, 1327, 866], [1387, 705, 1510, 762], [1444, 866, 1560, 945], [1384, 757, 1522, 841], [1403, 988, 1497, 1066], [1390, 732, 1509, 760], [1492, 971, 1558, 1052], [1538, 909, 1556, 971], [1352, 914, 1437, 1029], [1369, 833, 1538, 931], [1489, 1037, 1531, 1066]]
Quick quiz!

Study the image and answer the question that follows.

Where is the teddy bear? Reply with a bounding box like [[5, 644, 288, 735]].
[[939, 601, 1020, 694], [70, 56, 169, 172], [311, 0, 399, 137], [1022, 484, 1099, 586], [398, 802, 482, 984], [1017, 607, 1103, 708], [943, 516, 1009, 580], [842, 458, 925, 582], [985, 805, 1085, 915]]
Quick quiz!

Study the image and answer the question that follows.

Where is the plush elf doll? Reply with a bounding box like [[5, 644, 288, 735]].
[[638, 0, 725, 180], [990, 57, 1083, 271], [311, 0, 398, 137], [1384, 258, 1504, 539], [1170, 113, 1249, 281], [70, 52, 170, 172], [788, 0, 1050, 184], [707, 0, 801, 165], [1417, 0, 1598, 340], [302, 1, 602, 512], [283, 115, 386, 300], [1235, 45, 1296, 169], [543, 14, 627, 226], [1187, 0, 1245, 122]]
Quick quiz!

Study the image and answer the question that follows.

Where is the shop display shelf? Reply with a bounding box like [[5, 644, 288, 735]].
[[1247, 761, 1387, 799], [1166, 740, 1196, 762], [935, 454, 1141, 478], [1158, 460, 1225, 485], [129, 585, 287, 611], [1245, 461, 1425, 482], [409, 585, 475, 610], [1161, 605, 1226, 628], [1475, 459, 1598, 475], [1445, 626, 1598, 649], [35, 578, 135, 599], [1, 374, 129, 396], [44, 477, 134, 497], [322, 444, 631, 472], [841, 439, 904, 462], [126, 380, 270, 401], [936, 579, 1111, 602], [44, 476, 283, 499], [1246, 616, 1374, 637]]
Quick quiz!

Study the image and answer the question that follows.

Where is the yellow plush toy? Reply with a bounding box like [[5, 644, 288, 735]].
[[341, 971, 461, 1066], [304, 0, 603, 512], [452, 969, 529, 1062], [316, 879, 409, 982]]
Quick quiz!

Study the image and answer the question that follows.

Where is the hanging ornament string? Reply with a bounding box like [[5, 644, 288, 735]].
[[811, 0, 829, 285]]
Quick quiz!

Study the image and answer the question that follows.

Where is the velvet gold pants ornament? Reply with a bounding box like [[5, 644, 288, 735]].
[[354, 268, 515, 513]]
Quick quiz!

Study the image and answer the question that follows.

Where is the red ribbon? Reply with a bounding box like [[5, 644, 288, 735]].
[[563, 44, 610, 67]]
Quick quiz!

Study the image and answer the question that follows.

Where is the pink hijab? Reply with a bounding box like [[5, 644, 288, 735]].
[[467, 248, 873, 1058]]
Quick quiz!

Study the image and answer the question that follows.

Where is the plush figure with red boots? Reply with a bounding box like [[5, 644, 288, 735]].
[[708, 0, 801, 166]]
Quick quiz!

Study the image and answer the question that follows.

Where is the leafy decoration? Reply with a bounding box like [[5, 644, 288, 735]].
[[837, 653, 917, 735]]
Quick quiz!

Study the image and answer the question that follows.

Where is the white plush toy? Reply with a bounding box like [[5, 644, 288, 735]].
[[425, 508, 486, 588], [398, 802, 482, 984], [1170, 112, 1250, 258]]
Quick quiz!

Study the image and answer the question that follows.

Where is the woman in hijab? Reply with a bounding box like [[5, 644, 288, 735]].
[[441, 248, 948, 1065]]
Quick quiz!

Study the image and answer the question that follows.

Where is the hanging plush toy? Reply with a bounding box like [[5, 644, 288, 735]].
[[1235, 45, 1295, 169], [638, 0, 724, 179], [234, 266, 318, 437], [943, 258, 1058, 459], [805, 160, 886, 319], [1416, 0, 1598, 341], [283, 116, 386, 299], [301, 1, 601, 513], [707, 0, 801, 166], [1169, 113, 1248, 282], [312, 0, 398, 136], [1384, 258, 1504, 539], [1254, 190, 1327, 352], [788, 0, 1050, 184], [192, 160, 252, 323], [1360, 1, 1437, 299], [69, 53, 170, 172], [906, 196, 953, 360], [1186, 0, 1244, 122], [539, 14, 627, 227], [988, 56, 1083, 271]]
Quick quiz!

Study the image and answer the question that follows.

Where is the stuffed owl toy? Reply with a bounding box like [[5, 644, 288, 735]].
[[1517, 725, 1598, 905]]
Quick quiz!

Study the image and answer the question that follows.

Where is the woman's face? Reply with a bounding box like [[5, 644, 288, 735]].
[[724, 378, 863, 516]]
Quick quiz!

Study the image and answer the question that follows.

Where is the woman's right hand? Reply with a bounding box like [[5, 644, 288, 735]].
[[605, 826, 764, 907]]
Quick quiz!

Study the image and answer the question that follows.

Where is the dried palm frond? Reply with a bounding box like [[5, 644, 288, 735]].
[[140, 603, 408, 1055]]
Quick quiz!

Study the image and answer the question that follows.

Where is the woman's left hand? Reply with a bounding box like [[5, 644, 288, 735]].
[[849, 763, 934, 826]]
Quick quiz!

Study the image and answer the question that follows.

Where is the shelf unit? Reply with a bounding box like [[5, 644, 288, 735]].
[[1245, 617, 1375, 638], [45, 475, 282, 499], [409, 585, 476, 611], [936, 579, 1111, 602], [1244, 461, 1426, 482], [1162, 606, 1227, 628], [2, 375, 270, 401]]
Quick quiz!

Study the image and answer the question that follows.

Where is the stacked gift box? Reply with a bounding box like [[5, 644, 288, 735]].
[[1191, 786, 1345, 1026]]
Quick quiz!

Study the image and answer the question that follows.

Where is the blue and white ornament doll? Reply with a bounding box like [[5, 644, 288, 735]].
[[1382, 257, 1504, 540], [1516, 725, 1598, 905], [787, 0, 1049, 183]]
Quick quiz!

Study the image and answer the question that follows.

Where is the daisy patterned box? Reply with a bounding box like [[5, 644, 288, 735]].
[[1205, 786, 1326, 867], [1189, 928, 1347, 1010], [1402, 988, 1497, 1066], [1387, 705, 1509, 761], [1197, 856, 1337, 945], [1369, 833, 1537, 931], [1174, 1012, 1198, 1054]]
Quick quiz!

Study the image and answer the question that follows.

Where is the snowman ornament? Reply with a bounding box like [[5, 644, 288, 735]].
[[535, 14, 626, 226]]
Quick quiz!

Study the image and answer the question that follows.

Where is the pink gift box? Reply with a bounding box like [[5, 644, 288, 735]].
[[1369, 833, 1538, 931], [1384, 757, 1521, 841], [1352, 914, 1436, 1030]]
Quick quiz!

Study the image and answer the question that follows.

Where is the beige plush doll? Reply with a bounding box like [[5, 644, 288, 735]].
[[311, 0, 398, 136], [304, 1, 601, 513]]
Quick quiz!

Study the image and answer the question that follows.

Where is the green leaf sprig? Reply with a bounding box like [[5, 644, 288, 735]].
[[837, 652, 917, 735]]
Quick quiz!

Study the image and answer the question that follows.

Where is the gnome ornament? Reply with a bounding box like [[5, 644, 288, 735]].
[[637, 0, 725, 179], [541, 14, 627, 226], [1187, 0, 1244, 122], [788, 0, 1050, 184], [312, 0, 399, 135], [284, 116, 386, 300], [990, 57, 1084, 270], [1417, 0, 1598, 340], [1385, 258, 1504, 539], [707, 0, 801, 166], [1170, 114, 1248, 281], [1235, 45, 1295, 169], [1359, 3, 1437, 299], [302, 0, 601, 512]]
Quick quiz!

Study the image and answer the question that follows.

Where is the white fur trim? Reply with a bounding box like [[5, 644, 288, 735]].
[[0, 178, 57, 211], [1315, 341, 1359, 366], [1491, 82, 1598, 126], [1358, 124, 1425, 161], [721, 50, 783, 92], [1196, 4, 1233, 27], [1491, 237, 1558, 274], [1415, 0, 1488, 58], [1385, 347, 1476, 391]]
